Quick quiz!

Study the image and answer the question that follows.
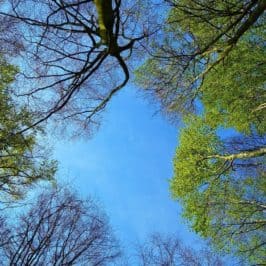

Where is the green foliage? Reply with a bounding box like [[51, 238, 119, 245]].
[[171, 116, 221, 198], [135, 0, 266, 134], [0, 57, 57, 201], [171, 116, 266, 264], [202, 38, 266, 134], [136, 5, 265, 262], [167, 1, 248, 48]]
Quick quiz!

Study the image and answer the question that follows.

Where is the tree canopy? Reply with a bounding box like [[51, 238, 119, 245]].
[[0, 187, 121, 265], [0, 0, 265, 263], [0, 57, 56, 201], [136, 0, 266, 263], [171, 116, 265, 264], [135, 0, 265, 123], [136, 233, 224, 266], [0, 0, 154, 135]]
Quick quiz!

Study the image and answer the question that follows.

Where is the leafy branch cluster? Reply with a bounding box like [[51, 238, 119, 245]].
[[136, 0, 265, 264]]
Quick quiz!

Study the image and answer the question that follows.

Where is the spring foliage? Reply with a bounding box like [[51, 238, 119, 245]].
[[0, 57, 57, 201], [136, 0, 266, 263]]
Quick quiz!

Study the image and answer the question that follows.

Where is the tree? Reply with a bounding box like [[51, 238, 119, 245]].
[[0, 186, 121, 265], [135, 2, 265, 263], [0, 56, 57, 202], [135, 0, 265, 126], [136, 233, 224, 266], [0, 0, 153, 135], [171, 116, 265, 265]]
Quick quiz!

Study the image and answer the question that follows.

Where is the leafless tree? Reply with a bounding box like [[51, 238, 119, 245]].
[[0, 0, 156, 136], [0, 187, 121, 265], [0, 0, 24, 56], [136, 233, 224, 266]]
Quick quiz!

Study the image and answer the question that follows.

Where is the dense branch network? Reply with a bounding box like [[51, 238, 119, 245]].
[[1, 0, 150, 135], [136, 0, 266, 116], [0, 187, 121, 265], [137, 233, 225, 265]]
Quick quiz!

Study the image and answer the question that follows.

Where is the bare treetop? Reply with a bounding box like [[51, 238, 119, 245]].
[[0, 187, 121, 265], [136, 233, 225, 266], [1, 0, 153, 135]]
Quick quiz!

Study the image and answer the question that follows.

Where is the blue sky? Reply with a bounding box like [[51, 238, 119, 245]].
[[53, 82, 204, 254]]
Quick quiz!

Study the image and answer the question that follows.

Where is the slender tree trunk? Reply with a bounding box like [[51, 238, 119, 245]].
[[228, 0, 266, 45], [207, 147, 266, 160]]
